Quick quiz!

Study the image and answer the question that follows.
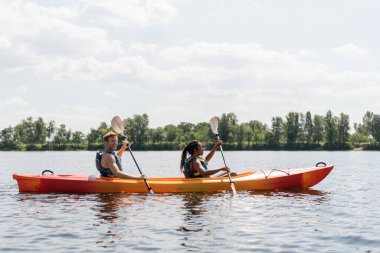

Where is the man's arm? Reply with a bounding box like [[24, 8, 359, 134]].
[[102, 154, 145, 179], [117, 140, 129, 158]]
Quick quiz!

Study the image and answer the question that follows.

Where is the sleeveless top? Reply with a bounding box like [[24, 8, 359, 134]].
[[183, 156, 208, 178], [95, 150, 123, 177]]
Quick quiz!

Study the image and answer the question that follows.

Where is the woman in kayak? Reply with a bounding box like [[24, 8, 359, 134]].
[[180, 140, 238, 178], [96, 131, 146, 179]]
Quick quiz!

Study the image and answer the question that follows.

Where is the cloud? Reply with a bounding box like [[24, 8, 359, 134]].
[[0, 1, 123, 62], [16, 85, 28, 93], [7, 105, 114, 132], [82, 0, 177, 26], [333, 43, 369, 57], [104, 91, 121, 99], [45, 56, 158, 82], [127, 43, 161, 54], [297, 48, 316, 59], [0, 35, 12, 49], [0, 96, 28, 109], [6, 41, 379, 92]]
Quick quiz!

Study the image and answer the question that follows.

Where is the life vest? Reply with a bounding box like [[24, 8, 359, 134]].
[[183, 156, 208, 178], [95, 150, 123, 177]]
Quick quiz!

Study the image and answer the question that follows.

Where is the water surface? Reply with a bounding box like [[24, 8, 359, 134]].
[[0, 151, 379, 252]]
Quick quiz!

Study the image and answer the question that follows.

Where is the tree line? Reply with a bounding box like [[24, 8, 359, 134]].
[[1, 111, 380, 151]]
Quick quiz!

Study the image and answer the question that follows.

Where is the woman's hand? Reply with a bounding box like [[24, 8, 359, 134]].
[[223, 166, 231, 173]]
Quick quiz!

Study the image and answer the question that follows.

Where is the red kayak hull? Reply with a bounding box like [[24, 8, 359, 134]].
[[13, 165, 334, 193]]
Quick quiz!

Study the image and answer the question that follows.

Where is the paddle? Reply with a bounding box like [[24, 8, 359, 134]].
[[111, 116, 154, 194], [209, 116, 237, 194]]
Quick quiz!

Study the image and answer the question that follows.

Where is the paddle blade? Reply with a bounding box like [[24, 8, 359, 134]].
[[111, 116, 125, 136], [209, 116, 219, 135]]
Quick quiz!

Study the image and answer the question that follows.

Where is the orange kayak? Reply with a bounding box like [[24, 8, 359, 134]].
[[12, 164, 333, 193]]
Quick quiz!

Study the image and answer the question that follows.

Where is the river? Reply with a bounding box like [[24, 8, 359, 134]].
[[0, 151, 379, 252]]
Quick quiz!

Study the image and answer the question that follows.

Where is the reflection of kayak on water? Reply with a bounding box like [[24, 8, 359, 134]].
[[12, 163, 333, 194]]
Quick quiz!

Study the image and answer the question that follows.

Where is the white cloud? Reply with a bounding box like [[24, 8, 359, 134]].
[[159, 42, 304, 67], [0, 96, 28, 109], [0, 0, 379, 130], [16, 85, 28, 93], [297, 48, 316, 59], [49, 56, 157, 82], [7, 105, 114, 132], [0, 1, 123, 61], [0, 35, 12, 49], [6, 41, 380, 93], [83, 0, 177, 26], [104, 91, 121, 100], [55, 105, 114, 131], [127, 43, 161, 54], [333, 43, 369, 57]]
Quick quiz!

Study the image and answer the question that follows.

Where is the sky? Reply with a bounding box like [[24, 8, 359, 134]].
[[1, 0, 380, 132]]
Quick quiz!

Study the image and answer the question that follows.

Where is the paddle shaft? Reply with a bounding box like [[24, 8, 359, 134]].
[[127, 146, 154, 193], [111, 116, 153, 193], [120, 136, 153, 194], [215, 134, 237, 194]]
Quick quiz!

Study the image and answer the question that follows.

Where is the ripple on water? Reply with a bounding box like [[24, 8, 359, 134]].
[[1, 151, 380, 252]]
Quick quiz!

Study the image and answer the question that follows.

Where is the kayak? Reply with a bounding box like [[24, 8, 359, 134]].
[[12, 164, 333, 193]]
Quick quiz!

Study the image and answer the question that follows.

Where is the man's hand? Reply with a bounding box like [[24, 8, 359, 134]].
[[122, 140, 130, 148], [215, 140, 223, 147]]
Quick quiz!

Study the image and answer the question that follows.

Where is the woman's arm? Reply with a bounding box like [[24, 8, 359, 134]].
[[205, 140, 223, 163], [193, 159, 229, 177]]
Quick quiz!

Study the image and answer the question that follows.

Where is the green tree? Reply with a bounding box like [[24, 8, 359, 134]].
[[125, 114, 149, 146], [371, 114, 380, 144], [354, 123, 368, 135], [298, 113, 306, 144], [87, 122, 110, 148], [0, 127, 16, 149], [14, 117, 35, 145], [241, 123, 253, 147], [236, 123, 251, 148], [266, 116, 283, 148], [337, 113, 350, 146], [194, 122, 213, 142], [312, 115, 324, 144], [34, 117, 47, 145], [285, 112, 300, 146], [54, 124, 69, 147], [350, 122, 370, 147], [149, 127, 165, 144], [324, 110, 338, 148], [72, 131, 85, 145], [164, 124, 180, 142], [305, 111, 313, 144], [46, 120, 56, 141], [177, 122, 196, 142], [219, 113, 237, 142], [248, 120, 267, 144], [363, 111, 374, 137], [349, 133, 370, 146]]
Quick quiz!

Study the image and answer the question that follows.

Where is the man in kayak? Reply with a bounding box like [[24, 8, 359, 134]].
[[96, 131, 146, 179], [180, 140, 238, 178]]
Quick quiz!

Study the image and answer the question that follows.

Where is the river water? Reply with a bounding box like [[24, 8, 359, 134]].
[[0, 151, 379, 252]]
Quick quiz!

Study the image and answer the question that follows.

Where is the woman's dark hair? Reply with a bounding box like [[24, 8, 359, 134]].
[[180, 140, 200, 173]]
